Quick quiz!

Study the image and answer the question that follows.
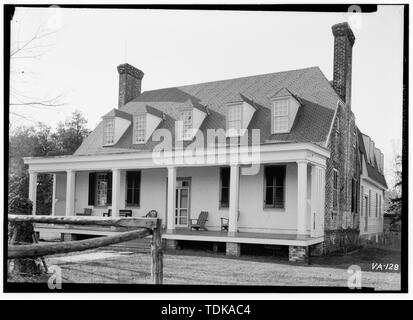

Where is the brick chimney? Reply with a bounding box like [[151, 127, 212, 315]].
[[332, 22, 355, 106], [117, 63, 144, 108]]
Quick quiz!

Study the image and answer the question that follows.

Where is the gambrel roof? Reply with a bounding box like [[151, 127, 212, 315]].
[[357, 128, 388, 188], [75, 66, 338, 155]]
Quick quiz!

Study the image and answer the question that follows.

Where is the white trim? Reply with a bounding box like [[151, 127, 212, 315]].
[[34, 223, 323, 246], [103, 118, 115, 146], [324, 99, 342, 148], [163, 233, 324, 246], [271, 98, 290, 134], [133, 114, 146, 144], [24, 143, 330, 173], [361, 176, 387, 191]]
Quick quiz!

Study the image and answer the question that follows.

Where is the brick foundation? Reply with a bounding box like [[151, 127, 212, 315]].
[[164, 239, 178, 250], [289, 246, 309, 263], [226, 242, 241, 257], [213, 243, 219, 253]]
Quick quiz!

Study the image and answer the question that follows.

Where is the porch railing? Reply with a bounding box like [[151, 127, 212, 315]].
[[7, 214, 163, 284]]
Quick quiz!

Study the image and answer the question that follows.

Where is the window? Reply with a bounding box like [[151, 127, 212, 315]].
[[126, 171, 141, 206], [135, 115, 146, 143], [375, 193, 378, 217], [369, 190, 372, 216], [264, 166, 285, 208], [379, 194, 382, 217], [333, 169, 339, 211], [104, 118, 115, 145], [360, 186, 364, 216], [95, 172, 112, 206], [220, 167, 230, 208], [227, 104, 242, 132], [272, 99, 289, 133], [181, 110, 193, 140]]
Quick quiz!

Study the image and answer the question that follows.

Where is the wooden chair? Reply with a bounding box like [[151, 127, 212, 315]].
[[220, 211, 240, 231], [76, 208, 93, 216], [143, 210, 158, 218], [220, 217, 229, 231], [103, 209, 112, 217], [189, 211, 208, 231], [119, 209, 132, 217]]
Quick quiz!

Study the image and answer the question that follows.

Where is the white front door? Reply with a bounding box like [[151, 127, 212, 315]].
[[175, 179, 190, 227]]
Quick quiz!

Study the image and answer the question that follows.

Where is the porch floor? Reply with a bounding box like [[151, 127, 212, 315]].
[[163, 229, 323, 246], [34, 224, 324, 247]]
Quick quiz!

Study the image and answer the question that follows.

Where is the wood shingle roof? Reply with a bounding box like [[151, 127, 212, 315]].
[[75, 66, 339, 155]]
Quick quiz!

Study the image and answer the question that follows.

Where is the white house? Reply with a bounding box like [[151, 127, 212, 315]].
[[23, 22, 386, 262]]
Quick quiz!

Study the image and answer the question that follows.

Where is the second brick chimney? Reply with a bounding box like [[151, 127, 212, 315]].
[[117, 63, 144, 108], [332, 22, 355, 106]]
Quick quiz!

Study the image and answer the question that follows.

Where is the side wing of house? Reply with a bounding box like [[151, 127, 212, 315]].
[[358, 130, 387, 239]]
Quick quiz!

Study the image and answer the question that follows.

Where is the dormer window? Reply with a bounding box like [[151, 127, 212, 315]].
[[227, 104, 242, 132], [102, 108, 132, 146], [104, 118, 115, 145], [224, 94, 257, 137], [272, 99, 289, 133], [176, 99, 208, 141], [270, 88, 301, 134], [134, 114, 146, 144], [132, 105, 164, 145], [181, 110, 193, 140]]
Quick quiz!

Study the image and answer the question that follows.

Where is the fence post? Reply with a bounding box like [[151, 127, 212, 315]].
[[151, 219, 163, 284]]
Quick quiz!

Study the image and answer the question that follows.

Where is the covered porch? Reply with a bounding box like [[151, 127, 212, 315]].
[[24, 142, 329, 262]]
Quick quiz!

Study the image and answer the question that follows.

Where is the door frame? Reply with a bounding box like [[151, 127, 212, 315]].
[[174, 177, 192, 228]]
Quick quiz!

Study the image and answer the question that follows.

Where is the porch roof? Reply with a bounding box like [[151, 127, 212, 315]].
[[23, 141, 330, 173]]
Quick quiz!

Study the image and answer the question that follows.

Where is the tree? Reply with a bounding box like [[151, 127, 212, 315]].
[[9, 111, 90, 215], [52, 111, 91, 155], [9, 124, 59, 215], [9, 8, 63, 125], [388, 154, 402, 223]]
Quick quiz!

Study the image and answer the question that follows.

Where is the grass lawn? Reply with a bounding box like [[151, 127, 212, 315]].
[[20, 246, 400, 291]]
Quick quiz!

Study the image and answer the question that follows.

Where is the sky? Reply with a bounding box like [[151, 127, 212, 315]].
[[9, 5, 404, 186]]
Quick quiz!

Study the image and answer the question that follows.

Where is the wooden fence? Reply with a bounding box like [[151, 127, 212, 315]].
[[7, 215, 163, 284]]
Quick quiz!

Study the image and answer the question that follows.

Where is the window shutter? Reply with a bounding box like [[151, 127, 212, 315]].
[[107, 172, 113, 205], [88, 173, 96, 205], [274, 166, 286, 208], [136, 171, 141, 206]]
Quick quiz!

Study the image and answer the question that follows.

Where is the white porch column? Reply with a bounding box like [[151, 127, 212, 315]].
[[167, 166, 177, 230], [28, 171, 38, 215], [111, 169, 121, 217], [65, 170, 76, 216], [297, 160, 308, 236], [51, 174, 57, 216], [229, 164, 240, 233]]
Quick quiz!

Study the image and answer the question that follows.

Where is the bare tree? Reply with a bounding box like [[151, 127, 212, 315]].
[[9, 8, 64, 123]]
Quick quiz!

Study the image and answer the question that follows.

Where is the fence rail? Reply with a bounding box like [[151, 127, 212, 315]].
[[7, 214, 163, 284]]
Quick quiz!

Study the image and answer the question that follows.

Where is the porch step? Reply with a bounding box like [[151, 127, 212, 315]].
[[108, 237, 152, 253]]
